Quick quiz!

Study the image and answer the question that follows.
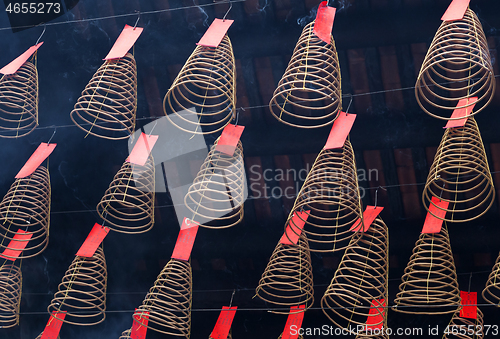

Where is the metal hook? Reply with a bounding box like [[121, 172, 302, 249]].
[[345, 93, 353, 114], [234, 108, 240, 126], [102, 211, 108, 227], [133, 11, 141, 29], [47, 128, 56, 144], [229, 289, 236, 307], [374, 186, 387, 209], [468, 272, 472, 293], [148, 120, 159, 136], [35, 25, 46, 45], [223, 1, 233, 21]]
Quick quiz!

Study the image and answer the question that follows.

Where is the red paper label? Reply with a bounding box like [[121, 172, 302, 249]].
[[104, 24, 144, 60], [281, 211, 309, 245], [131, 310, 149, 339], [460, 291, 477, 319], [313, 2, 336, 44], [350, 206, 384, 232], [422, 197, 449, 234], [127, 133, 159, 166], [197, 19, 234, 48], [444, 97, 478, 128], [0, 42, 43, 75], [282, 305, 305, 339], [40, 311, 66, 339], [171, 224, 199, 261], [0, 230, 32, 261], [16, 143, 57, 179], [210, 306, 238, 339], [76, 223, 110, 257], [215, 124, 245, 156], [365, 299, 386, 330], [441, 0, 470, 21], [324, 112, 356, 150]]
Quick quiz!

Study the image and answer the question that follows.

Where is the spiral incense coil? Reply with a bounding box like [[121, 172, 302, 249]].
[[255, 233, 314, 313], [163, 35, 235, 135], [47, 246, 107, 326], [286, 140, 363, 252], [0, 264, 22, 328], [482, 251, 500, 306], [0, 166, 50, 259], [422, 117, 494, 223], [135, 259, 192, 337], [443, 307, 484, 339], [0, 61, 38, 138], [415, 8, 495, 120], [321, 217, 389, 330], [70, 53, 137, 140], [269, 21, 341, 129], [392, 226, 460, 315], [184, 138, 245, 229], [118, 329, 131, 339], [97, 155, 155, 234]]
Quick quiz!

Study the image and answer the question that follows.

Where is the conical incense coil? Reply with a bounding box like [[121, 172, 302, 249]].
[[415, 8, 495, 120], [135, 259, 192, 337], [163, 35, 235, 135], [482, 251, 500, 306], [0, 61, 38, 138], [321, 217, 388, 330], [0, 166, 50, 259], [184, 138, 245, 229], [255, 233, 314, 313], [269, 21, 341, 129], [118, 329, 131, 339], [0, 264, 22, 328], [70, 53, 137, 140], [443, 307, 484, 339], [97, 156, 155, 234], [47, 246, 107, 326], [422, 117, 494, 223], [286, 140, 363, 252], [392, 226, 460, 315]]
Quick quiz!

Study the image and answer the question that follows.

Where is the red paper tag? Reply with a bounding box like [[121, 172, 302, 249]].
[[281, 211, 309, 245], [365, 299, 386, 330], [127, 133, 159, 166], [0, 42, 43, 75], [171, 224, 199, 261], [131, 310, 149, 339], [40, 311, 67, 339], [422, 197, 449, 234], [16, 143, 57, 179], [313, 2, 336, 44], [350, 206, 384, 232], [197, 19, 234, 48], [76, 223, 110, 257], [104, 24, 144, 60], [441, 0, 470, 21], [0, 230, 32, 261], [282, 305, 305, 339], [324, 112, 356, 150], [444, 97, 478, 128], [210, 306, 238, 339], [460, 291, 477, 319], [215, 124, 245, 156]]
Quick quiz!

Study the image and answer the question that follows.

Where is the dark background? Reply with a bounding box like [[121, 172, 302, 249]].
[[1, 0, 500, 338]]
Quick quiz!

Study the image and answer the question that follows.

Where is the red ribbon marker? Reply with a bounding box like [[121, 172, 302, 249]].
[[441, 0, 470, 21], [76, 223, 110, 257], [282, 305, 306, 339], [127, 133, 159, 166], [16, 143, 57, 179], [40, 311, 67, 339], [350, 206, 384, 232], [0, 42, 43, 75], [0, 230, 32, 261], [324, 112, 356, 150], [210, 306, 238, 339], [281, 211, 310, 245], [365, 299, 386, 330], [171, 218, 200, 261], [216, 124, 245, 156], [104, 24, 144, 60], [313, 1, 336, 44], [444, 97, 478, 129], [460, 291, 477, 319], [421, 197, 449, 234], [131, 310, 149, 339], [197, 19, 234, 48]]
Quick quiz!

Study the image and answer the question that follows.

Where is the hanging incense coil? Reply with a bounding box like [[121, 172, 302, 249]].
[[47, 246, 107, 326], [163, 35, 235, 135], [0, 264, 22, 328], [321, 217, 389, 330], [422, 117, 495, 223], [118, 329, 131, 339], [135, 259, 192, 337], [482, 251, 500, 306], [443, 307, 484, 339], [392, 226, 460, 315], [97, 155, 155, 234], [70, 53, 137, 140], [415, 8, 495, 120], [0, 61, 38, 138], [286, 140, 364, 252], [269, 21, 341, 128], [0, 166, 50, 259], [184, 138, 245, 229], [255, 233, 314, 313]]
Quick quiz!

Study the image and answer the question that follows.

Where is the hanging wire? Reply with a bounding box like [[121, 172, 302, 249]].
[[222, 0, 233, 21], [373, 186, 387, 208], [35, 25, 46, 45], [46, 127, 56, 144], [133, 11, 141, 29]]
